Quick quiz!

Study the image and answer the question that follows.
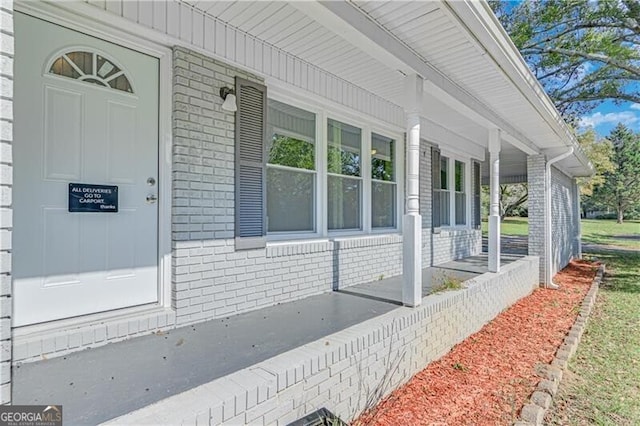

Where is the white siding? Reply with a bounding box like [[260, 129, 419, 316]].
[[0, 0, 13, 404]]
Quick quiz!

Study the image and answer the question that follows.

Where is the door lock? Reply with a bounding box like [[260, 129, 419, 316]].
[[146, 194, 158, 204], [147, 177, 156, 186]]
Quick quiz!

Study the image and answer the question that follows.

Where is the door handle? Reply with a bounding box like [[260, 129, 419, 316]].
[[146, 194, 158, 204]]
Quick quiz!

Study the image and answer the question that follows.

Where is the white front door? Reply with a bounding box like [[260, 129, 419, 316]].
[[13, 13, 160, 326]]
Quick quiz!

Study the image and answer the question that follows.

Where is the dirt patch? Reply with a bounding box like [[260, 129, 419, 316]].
[[353, 259, 597, 426]]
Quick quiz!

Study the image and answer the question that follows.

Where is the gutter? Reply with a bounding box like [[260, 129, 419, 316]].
[[544, 147, 574, 289]]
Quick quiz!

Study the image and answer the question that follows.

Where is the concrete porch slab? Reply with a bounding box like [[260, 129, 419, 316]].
[[337, 254, 522, 304], [13, 255, 533, 425]]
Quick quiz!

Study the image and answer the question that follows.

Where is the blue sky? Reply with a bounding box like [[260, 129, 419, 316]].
[[578, 101, 640, 137]]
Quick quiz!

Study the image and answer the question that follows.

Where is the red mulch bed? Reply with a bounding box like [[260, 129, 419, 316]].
[[353, 259, 598, 426]]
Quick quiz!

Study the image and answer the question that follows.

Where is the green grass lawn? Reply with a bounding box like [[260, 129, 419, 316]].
[[481, 217, 529, 237], [581, 219, 640, 249], [481, 217, 640, 249], [546, 251, 640, 425]]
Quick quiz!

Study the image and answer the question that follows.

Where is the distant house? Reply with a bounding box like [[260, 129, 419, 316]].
[[0, 0, 592, 422]]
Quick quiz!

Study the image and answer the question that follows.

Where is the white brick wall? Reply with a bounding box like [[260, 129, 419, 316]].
[[528, 154, 546, 282], [528, 156, 580, 282], [551, 167, 579, 274], [0, 0, 12, 404], [419, 140, 432, 266], [110, 256, 540, 426], [432, 228, 482, 265], [171, 47, 404, 327]]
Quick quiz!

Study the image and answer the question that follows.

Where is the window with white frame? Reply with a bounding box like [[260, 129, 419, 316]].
[[262, 98, 401, 238], [266, 100, 316, 233], [455, 160, 466, 225], [439, 156, 451, 226], [327, 119, 362, 231], [371, 133, 396, 228], [432, 153, 473, 229]]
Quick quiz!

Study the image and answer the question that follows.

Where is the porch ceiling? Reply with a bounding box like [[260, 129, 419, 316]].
[[180, 1, 591, 178], [184, 1, 406, 104]]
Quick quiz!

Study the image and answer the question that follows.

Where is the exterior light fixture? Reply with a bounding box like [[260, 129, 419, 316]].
[[219, 87, 237, 112]]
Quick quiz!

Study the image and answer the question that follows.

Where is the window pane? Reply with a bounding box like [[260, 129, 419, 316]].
[[371, 133, 395, 181], [456, 193, 466, 225], [328, 175, 361, 230], [267, 168, 314, 232], [455, 160, 465, 192], [267, 100, 316, 170], [441, 157, 449, 190], [440, 191, 450, 226], [328, 119, 361, 176], [50, 57, 81, 79], [65, 51, 93, 75], [372, 182, 396, 228], [268, 134, 315, 170]]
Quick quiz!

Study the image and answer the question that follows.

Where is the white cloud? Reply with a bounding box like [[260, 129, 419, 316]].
[[579, 111, 640, 128], [630, 103, 640, 110]]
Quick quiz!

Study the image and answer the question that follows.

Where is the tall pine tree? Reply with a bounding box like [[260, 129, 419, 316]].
[[592, 124, 640, 223]]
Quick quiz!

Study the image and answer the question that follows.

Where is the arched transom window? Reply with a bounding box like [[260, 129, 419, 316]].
[[49, 50, 133, 93]]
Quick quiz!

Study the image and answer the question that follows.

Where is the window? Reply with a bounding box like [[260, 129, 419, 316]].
[[259, 98, 401, 238], [432, 153, 472, 230], [266, 100, 316, 233], [49, 50, 133, 93], [327, 119, 362, 231], [371, 133, 396, 228], [455, 160, 466, 225], [473, 161, 481, 229], [439, 156, 451, 226]]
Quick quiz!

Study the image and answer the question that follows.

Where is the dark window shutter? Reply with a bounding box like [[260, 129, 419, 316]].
[[235, 77, 267, 249], [431, 147, 441, 229], [473, 161, 481, 229]]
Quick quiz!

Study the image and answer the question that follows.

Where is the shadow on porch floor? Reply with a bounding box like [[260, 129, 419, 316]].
[[12, 254, 520, 425]]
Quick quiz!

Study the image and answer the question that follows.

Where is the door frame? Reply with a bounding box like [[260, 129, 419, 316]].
[[14, 1, 173, 326]]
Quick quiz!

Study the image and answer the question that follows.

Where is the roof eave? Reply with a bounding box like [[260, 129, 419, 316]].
[[443, 0, 594, 177]]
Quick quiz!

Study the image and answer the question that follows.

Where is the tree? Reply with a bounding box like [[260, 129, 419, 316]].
[[575, 128, 615, 197], [490, 0, 640, 122], [481, 183, 528, 219], [591, 123, 640, 222]]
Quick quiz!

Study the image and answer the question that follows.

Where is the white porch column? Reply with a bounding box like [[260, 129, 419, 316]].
[[403, 74, 423, 307], [488, 129, 501, 273]]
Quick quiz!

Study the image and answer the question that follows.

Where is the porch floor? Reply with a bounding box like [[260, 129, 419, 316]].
[[12, 254, 520, 425]]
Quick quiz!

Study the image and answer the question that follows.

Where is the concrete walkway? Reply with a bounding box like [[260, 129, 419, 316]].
[[482, 235, 528, 255], [12, 255, 511, 425]]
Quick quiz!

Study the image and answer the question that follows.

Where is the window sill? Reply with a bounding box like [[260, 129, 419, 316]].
[[265, 232, 403, 258], [332, 233, 402, 249], [433, 226, 478, 235], [267, 232, 322, 242]]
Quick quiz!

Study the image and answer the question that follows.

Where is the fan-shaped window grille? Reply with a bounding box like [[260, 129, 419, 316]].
[[49, 51, 133, 93]]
